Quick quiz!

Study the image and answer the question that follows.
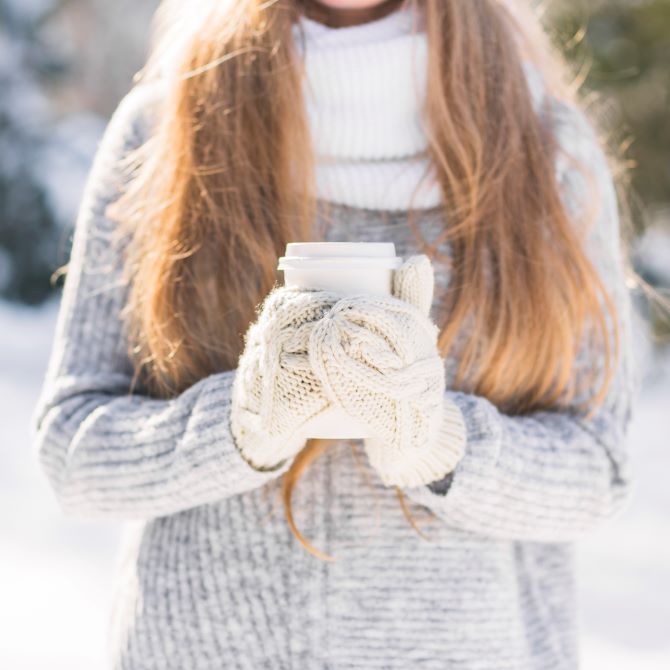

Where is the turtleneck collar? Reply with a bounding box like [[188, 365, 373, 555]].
[[290, 5, 546, 211], [291, 4, 443, 211]]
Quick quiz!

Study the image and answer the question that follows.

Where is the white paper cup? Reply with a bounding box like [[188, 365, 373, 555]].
[[277, 242, 403, 440]]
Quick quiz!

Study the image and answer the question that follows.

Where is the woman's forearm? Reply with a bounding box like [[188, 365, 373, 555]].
[[31, 84, 290, 520], [33, 367, 290, 520], [402, 380, 634, 542]]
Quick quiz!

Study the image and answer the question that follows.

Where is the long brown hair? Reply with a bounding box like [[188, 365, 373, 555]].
[[110, 0, 629, 559]]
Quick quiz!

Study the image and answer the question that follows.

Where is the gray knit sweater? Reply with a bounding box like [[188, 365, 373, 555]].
[[31, 81, 637, 669]]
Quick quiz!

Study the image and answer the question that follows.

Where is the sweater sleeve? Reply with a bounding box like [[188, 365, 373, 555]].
[[401, 100, 640, 542], [30, 84, 292, 521]]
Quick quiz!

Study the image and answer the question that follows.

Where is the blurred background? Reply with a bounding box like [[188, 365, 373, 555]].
[[0, 0, 668, 667]]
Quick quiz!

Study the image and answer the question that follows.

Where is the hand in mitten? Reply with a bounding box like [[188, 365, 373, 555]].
[[308, 255, 466, 488], [230, 285, 340, 471]]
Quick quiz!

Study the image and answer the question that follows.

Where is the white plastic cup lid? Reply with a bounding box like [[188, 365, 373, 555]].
[[283, 242, 396, 258], [277, 242, 402, 271]]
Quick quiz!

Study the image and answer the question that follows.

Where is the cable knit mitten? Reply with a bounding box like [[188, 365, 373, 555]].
[[230, 285, 340, 471], [308, 255, 467, 488]]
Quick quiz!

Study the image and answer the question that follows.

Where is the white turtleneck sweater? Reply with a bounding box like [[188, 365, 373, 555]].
[[291, 4, 443, 210]]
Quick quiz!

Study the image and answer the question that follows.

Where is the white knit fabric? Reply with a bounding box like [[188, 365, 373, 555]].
[[231, 255, 467, 487], [230, 287, 336, 470], [310, 255, 466, 487], [291, 4, 443, 210]]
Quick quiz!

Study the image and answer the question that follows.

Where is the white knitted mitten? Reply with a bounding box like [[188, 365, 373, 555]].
[[308, 255, 467, 488], [230, 285, 340, 471]]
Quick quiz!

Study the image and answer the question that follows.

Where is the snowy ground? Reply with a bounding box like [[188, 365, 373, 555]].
[[1, 297, 669, 669]]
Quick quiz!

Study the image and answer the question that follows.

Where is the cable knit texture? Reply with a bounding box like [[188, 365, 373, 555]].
[[31, 8, 638, 670], [307, 255, 465, 487], [231, 252, 466, 486], [230, 285, 334, 471]]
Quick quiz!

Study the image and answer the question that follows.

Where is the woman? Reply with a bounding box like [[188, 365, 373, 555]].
[[32, 0, 638, 667]]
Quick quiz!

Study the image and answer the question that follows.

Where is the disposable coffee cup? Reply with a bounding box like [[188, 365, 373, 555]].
[[277, 242, 403, 440]]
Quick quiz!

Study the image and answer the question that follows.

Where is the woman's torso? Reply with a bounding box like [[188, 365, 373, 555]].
[[108, 201, 578, 670]]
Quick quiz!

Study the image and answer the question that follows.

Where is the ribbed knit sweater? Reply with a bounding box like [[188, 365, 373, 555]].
[[31, 8, 637, 670], [292, 3, 443, 210]]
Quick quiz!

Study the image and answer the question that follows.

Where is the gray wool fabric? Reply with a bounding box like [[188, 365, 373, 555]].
[[31, 82, 638, 670]]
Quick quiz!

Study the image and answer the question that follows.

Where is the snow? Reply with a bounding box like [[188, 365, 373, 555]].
[[0, 299, 121, 669], [578, 348, 670, 669], [0, 297, 669, 668]]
